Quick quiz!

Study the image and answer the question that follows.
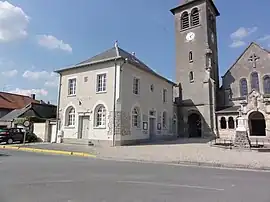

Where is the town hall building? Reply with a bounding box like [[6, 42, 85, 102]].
[[55, 0, 270, 146]]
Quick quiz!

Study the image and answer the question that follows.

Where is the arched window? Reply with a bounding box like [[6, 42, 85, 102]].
[[228, 117, 235, 129], [66, 107, 75, 126], [162, 111, 167, 128], [239, 78, 248, 96], [220, 117, 226, 129], [251, 72, 260, 91], [191, 8, 199, 26], [189, 51, 193, 62], [132, 107, 140, 128], [263, 75, 270, 94], [189, 71, 194, 82], [95, 105, 106, 127], [181, 11, 189, 30]]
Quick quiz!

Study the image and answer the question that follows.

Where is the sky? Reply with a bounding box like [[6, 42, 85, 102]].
[[0, 0, 270, 104]]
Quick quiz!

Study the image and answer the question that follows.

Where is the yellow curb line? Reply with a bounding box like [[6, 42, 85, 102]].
[[0, 145, 96, 158]]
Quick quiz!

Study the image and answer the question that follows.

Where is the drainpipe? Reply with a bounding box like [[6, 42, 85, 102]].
[[55, 73, 62, 143], [112, 58, 128, 147]]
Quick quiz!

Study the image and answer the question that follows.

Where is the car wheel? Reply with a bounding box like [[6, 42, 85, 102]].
[[7, 138, 13, 144]]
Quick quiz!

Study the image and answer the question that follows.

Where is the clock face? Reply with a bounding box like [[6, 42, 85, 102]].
[[186, 32, 195, 41]]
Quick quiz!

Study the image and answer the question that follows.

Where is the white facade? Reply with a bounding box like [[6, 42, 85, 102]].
[[57, 55, 176, 146]]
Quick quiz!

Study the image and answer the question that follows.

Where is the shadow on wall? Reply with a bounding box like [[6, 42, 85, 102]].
[[176, 98, 216, 144], [221, 71, 236, 106]]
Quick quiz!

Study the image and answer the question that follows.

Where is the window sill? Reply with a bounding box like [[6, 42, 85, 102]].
[[67, 94, 76, 97], [133, 93, 140, 96], [65, 126, 75, 129], [96, 91, 107, 94], [93, 126, 106, 129], [190, 80, 194, 83], [189, 60, 193, 63]]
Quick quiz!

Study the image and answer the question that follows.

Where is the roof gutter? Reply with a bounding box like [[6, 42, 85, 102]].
[[54, 56, 123, 74]]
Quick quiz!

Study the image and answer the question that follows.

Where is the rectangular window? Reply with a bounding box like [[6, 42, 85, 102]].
[[133, 77, 140, 95], [96, 74, 107, 92], [68, 78, 76, 95], [163, 89, 167, 103]]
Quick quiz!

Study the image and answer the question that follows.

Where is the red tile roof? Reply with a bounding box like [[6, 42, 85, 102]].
[[0, 92, 38, 110]]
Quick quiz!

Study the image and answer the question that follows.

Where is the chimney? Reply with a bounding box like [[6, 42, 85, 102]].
[[132, 52, 136, 56], [31, 94, 36, 100], [47, 101, 50, 104]]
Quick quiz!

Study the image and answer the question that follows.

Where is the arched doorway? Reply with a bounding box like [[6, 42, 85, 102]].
[[188, 113, 202, 138], [249, 111, 266, 136]]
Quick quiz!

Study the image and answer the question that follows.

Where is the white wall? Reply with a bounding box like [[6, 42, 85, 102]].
[[59, 62, 116, 141], [120, 63, 175, 141], [33, 123, 46, 141]]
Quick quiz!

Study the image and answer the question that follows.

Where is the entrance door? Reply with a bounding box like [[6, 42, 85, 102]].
[[188, 113, 202, 138], [149, 118, 156, 140], [249, 112, 266, 136], [79, 116, 90, 139]]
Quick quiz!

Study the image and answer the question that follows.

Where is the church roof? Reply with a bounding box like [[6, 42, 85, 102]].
[[221, 42, 270, 80], [55, 44, 176, 85], [216, 106, 240, 114], [170, 0, 220, 16]]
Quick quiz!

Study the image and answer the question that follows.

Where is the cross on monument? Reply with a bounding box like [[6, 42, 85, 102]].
[[248, 53, 260, 68]]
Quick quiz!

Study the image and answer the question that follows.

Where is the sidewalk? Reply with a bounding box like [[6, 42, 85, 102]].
[[1, 141, 270, 170]]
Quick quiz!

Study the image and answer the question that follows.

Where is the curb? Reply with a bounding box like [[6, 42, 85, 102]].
[[98, 156, 270, 172], [0, 145, 96, 158]]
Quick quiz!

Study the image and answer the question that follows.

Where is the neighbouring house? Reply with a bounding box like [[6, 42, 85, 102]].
[[0, 102, 57, 142], [0, 92, 38, 128], [55, 42, 177, 146]]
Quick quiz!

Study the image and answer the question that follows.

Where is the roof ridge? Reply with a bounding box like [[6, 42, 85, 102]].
[[0, 91, 32, 98]]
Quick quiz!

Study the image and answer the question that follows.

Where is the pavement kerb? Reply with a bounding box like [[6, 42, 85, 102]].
[[0, 145, 96, 158], [98, 156, 270, 172]]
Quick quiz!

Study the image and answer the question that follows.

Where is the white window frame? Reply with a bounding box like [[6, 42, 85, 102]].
[[67, 107, 76, 126], [95, 105, 106, 128], [68, 78, 76, 96], [132, 107, 140, 128], [96, 73, 107, 93], [133, 77, 140, 95]]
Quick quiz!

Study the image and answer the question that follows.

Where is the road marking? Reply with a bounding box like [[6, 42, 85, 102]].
[[117, 180, 225, 191]]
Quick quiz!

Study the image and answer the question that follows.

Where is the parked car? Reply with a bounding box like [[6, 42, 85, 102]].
[[0, 128, 38, 144]]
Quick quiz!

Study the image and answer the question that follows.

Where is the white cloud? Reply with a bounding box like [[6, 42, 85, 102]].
[[37, 34, 72, 53], [22, 70, 59, 88], [1, 69, 18, 77], [230, 27, 258, 40], [44, 79, 58, 87], [258, 35, 270, 41], [22, 70, 53, 80], [0, 1, 30, 42], [229, 40, 246, 48], [9, 88, 48, 97]]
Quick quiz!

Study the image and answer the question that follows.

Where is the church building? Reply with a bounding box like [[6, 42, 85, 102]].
[[172, 0, 270, 140]]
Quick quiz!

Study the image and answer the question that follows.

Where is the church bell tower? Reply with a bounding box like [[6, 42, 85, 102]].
[[171, 0, 220, 137]]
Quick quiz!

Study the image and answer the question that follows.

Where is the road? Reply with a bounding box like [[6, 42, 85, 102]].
[[0, 150, 270, 202]]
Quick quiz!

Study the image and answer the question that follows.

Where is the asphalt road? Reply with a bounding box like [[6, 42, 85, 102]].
[[0, 150, 270, 202]]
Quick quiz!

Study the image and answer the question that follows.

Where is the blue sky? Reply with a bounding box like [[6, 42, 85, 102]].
[[0, 0, 269, 104]]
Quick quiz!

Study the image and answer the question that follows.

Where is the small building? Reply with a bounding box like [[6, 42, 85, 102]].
[[55, 42, 177, 146], [0, 92, 37, 128]]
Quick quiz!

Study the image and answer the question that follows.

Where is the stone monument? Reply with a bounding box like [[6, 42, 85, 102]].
[[234, 107, 251, 149]]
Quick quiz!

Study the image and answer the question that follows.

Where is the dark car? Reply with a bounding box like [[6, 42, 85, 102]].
[[0, 128, 38, 144]]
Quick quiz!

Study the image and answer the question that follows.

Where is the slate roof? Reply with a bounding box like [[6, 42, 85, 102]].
[[0, 102, 57, 121], [55, 46, 176, 85], [216, 106, 240, 114], [0, 92, 38, 110]]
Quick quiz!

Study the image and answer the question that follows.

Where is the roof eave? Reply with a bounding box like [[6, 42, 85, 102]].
[[54, 56, 123, 73]]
